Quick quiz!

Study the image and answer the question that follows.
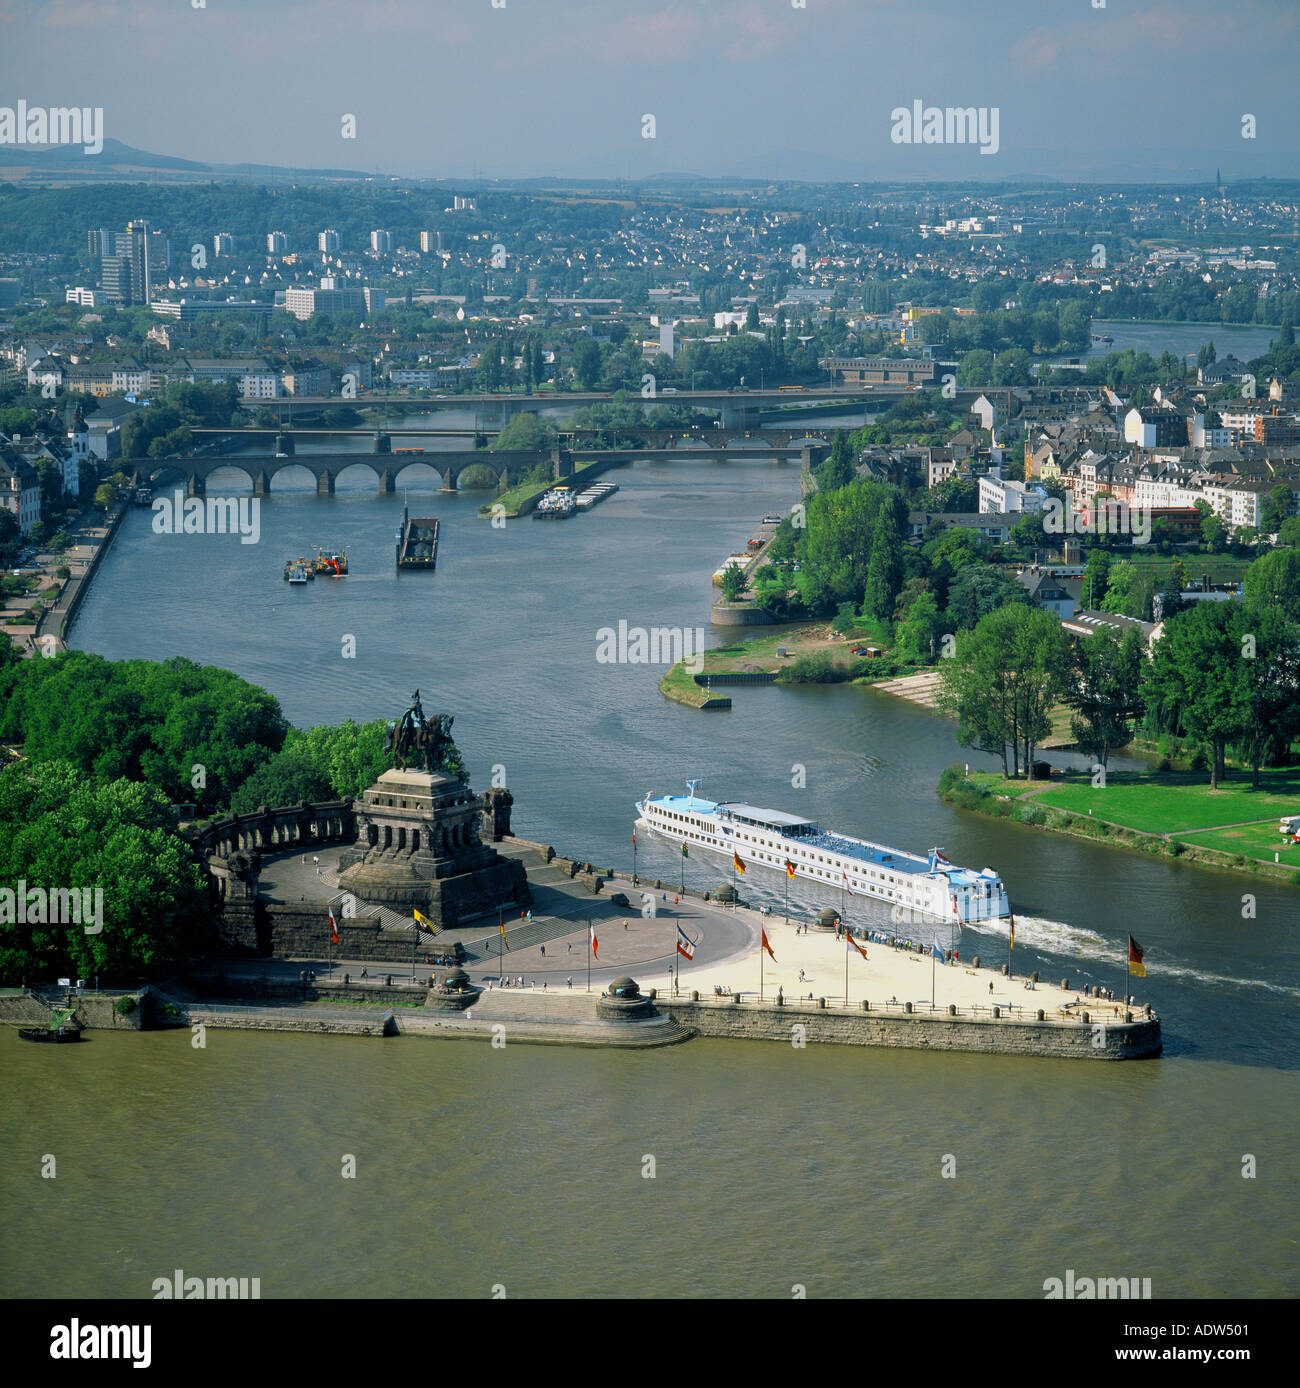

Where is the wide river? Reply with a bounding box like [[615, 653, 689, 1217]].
[[4, 456, 1298, 1298]]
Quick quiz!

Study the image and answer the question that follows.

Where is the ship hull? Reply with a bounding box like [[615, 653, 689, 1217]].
[[636, 795, 1009, 925]]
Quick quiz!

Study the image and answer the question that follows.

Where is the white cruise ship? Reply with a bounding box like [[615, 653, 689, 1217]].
[[636, 783, 1009, 923]]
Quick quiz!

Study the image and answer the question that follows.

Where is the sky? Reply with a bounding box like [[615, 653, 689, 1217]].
[[1, 0, 1298, 182]]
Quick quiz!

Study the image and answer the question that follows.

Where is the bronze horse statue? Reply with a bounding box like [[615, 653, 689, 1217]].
[[386, 693, 453, 773]]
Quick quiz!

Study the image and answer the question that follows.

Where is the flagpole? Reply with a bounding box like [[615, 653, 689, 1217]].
[[932, 941, 936, 1007], [1007, 911, 1014, 984], [784, 870, 788, 928], [633, 831, 637, 886], [845, 939, 849, 1005], [587, 918, 591, 993]]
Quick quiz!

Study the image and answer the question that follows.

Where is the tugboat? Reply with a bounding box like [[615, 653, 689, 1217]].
[[19, 1007, 83, 1044], [283, 557, 315, 584], [534, 486, 577, 519], [312, 547, 348, 576]]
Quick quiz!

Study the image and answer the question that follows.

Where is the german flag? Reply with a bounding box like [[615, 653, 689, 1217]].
[[499, 913, 510, 953], [761, 928, 776, 961], [1127, 934, 1146, 977], [785, 859, 796, 878], [733, 850, 746, 875]]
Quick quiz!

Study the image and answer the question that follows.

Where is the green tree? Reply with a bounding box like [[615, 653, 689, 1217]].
[[937, 604, 1071, 777], [862, 498, 906, 622], [1083, 549, 1112, 609], [1145, 602, 1251, 788], [943, 566, 1027, 631], [1237, 604, 1300, 789], [0, 761, 214, 983], [813, 430, 855, 492], [1243, 548, 1300, 622], [1065, 627, 1146, 767], [720, 562, 747, 602], [894, 588, 940, 664], [489, 410, 556, 454], [1260, 484, 1293, 534], [571, 335, 603, 390]]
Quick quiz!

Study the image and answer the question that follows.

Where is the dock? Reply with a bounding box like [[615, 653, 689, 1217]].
[[396, 507, 439, 569]]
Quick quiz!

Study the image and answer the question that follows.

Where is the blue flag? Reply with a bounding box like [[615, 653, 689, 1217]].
[[932, 943, 945, 964]]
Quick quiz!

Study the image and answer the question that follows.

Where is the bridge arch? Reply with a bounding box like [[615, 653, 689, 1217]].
[[393, 461, 446, 491], [333, 461, 385, 492]]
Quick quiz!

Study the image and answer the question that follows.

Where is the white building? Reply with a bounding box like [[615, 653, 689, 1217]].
[[369, 230, 392, 254], [978, 473, 1046, 514], [266, 232, 288, 255], [318, 229, 340, 254], [66, 287, 109, 308], [213, 234, 235, 257]]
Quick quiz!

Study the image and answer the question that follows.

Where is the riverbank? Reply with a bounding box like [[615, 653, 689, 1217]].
[[939, 766, 1300, 884], [659, 620, 922, 709]]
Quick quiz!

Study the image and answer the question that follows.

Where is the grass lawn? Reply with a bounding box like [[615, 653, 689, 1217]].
[[658, 664, 712, 708], [1031, 768, 1300, 834], [965, 772, 1047, 800], [1179, 821, 1300, 863]]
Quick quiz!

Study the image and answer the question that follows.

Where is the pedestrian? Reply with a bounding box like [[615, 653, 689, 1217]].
[[567, 941, 572, 953], [540, 944, 546, 957], [623, 920, 627, 931], [302, 854, 307, 865], [989, 981, 994, 994], [313, 855, 319, 867], [567, 976, 573, 989]]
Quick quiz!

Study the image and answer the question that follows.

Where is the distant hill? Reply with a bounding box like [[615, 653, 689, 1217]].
[[0, 139, 375, 183]]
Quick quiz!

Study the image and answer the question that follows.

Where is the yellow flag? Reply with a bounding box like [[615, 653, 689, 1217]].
[[414, 908, 438, 935], [733, 851, 746, 875]]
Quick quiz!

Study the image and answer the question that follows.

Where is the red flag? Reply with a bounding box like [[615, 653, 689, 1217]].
[[329, 908, 339, 945], [847, 933, 868, 960], [590, 923, 599, 960], [761, 928, 776, 962]]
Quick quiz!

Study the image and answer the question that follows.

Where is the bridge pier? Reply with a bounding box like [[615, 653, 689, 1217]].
[[441, 469, 458, 493], [377, 469, 395, 494], [253, 472, 270, 497], [186, 474, 206, 498], [317, 471, 335, 496]]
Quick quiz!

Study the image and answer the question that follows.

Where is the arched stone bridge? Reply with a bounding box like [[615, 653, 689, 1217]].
[[150, 452, 545, 496]]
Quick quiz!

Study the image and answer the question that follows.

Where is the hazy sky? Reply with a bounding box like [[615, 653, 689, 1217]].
[[1, 0, 1297, 181]]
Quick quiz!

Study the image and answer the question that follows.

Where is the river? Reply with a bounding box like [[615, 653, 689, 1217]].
[[3, 456, 1298, 1298]]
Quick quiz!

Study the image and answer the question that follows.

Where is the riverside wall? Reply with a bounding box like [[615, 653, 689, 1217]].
[[662, 997, 1162, 1060]]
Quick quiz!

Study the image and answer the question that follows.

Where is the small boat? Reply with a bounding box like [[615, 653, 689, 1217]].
[[283, 558, 315, 583], [312, 547, 348, 576], [20, 1008, 83, 1043], [20, 1025, 83, 1043]]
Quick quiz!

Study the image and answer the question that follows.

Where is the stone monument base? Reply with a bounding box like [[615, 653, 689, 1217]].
[[337, 768, 531, 932]]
